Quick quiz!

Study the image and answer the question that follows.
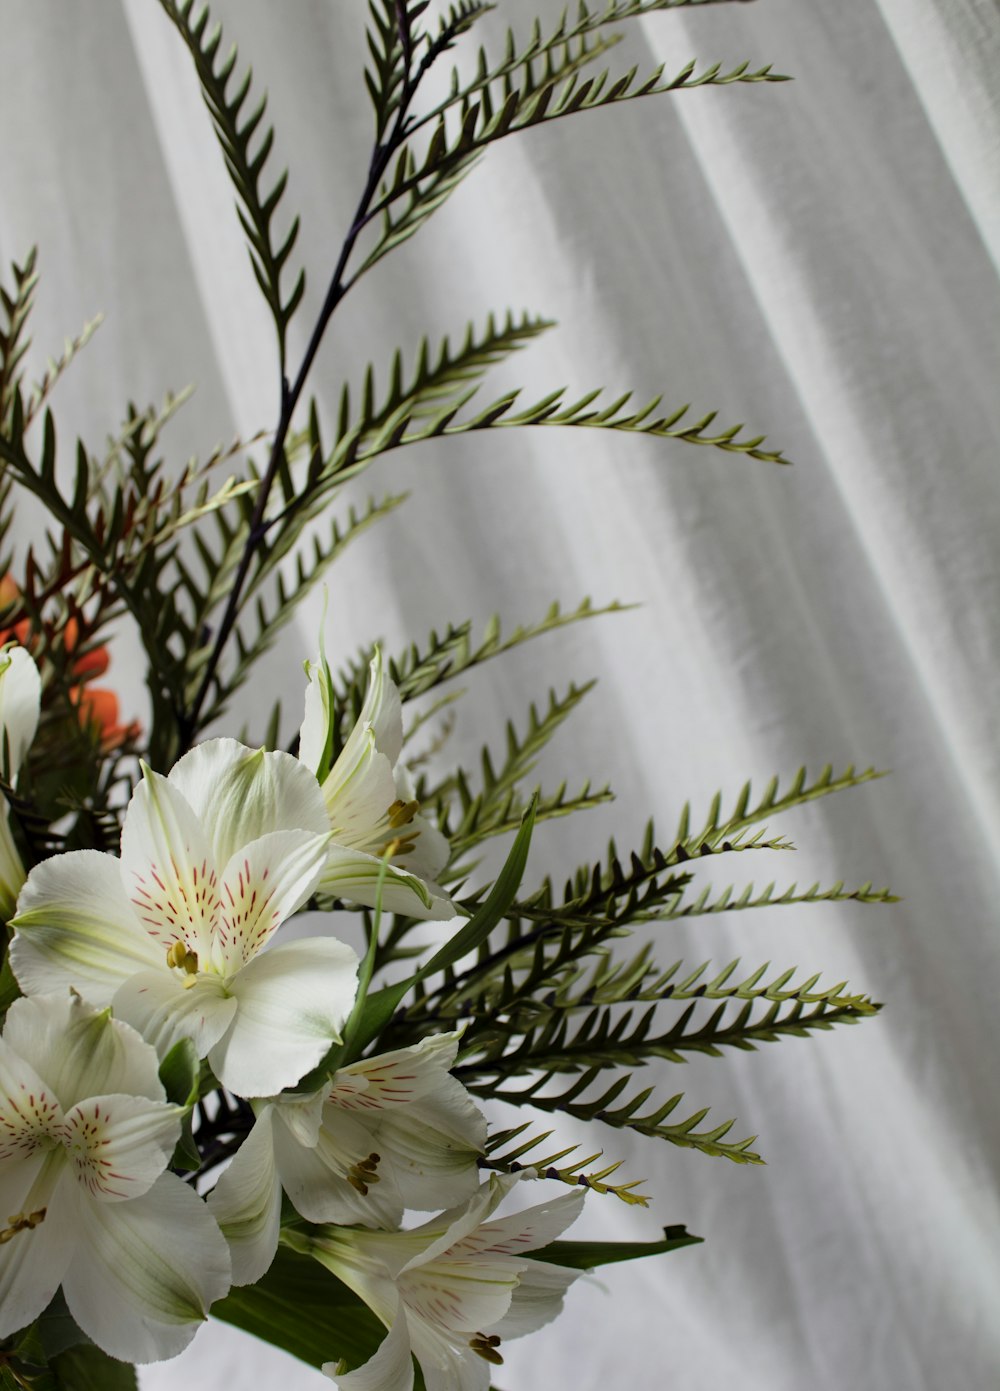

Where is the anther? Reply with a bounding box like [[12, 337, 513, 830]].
[[469, 1334, 504, 1366], [388, 799, 419, 829], [0, 1208, 46, 1243]]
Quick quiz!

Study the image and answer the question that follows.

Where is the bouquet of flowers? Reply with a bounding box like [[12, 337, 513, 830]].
[[0, 3, 892, 1388]]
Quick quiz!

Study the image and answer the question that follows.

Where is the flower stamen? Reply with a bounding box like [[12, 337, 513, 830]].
[[387, 799, 419, 830], [469, 1333, 503, 1365], [166, 940, 200, 985], [346, 1152, 382, 1194], [0, 1207, 46, 1243]]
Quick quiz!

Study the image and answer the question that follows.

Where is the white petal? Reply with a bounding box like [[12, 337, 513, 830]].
[[298, 657, 334, 779], [213, 828, 332, 974], [3, 992, 163, 1110], [113, 969, 237, 1063], [120, 767, 218, 960], [392, 812, 451, 888], [401, 1257, 519, 1336], [209, 936, 358, 1096], [274, 1106, 405, 1230], [374, 1100, 484, 1214], [0, 1035, 62, 1159], [324, 1306, 413, 1391], [10, 850, 162, 1005], [267, 1085, 326, 1149], [331, 1033, 462, 1112], [61, 1171, 231, 1363], [206, 1108, 282, 1286], [168, 738, 329, 867], [399, 1176, 520, 1275], [0, 645, 40, 780], [321, 846, 455, 921], [60, 1093, 179, 1203], [0, 806, 24, 922], [490, 1257, 582, 1340], [466, 1188, 586, 1259], [0, 1162, 76, 1341]]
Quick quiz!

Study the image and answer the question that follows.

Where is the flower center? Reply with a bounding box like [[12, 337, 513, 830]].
[[346, 1152, 382, 1195], [0, 1207, 46, 1244], [166, 940, 201, 987], [469, 1333, 503, 1365]]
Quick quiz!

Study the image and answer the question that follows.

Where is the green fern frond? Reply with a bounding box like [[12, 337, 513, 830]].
[[156, 0, 305, 366], [327, 377, 789, 480], [389, 597, 632, 702], [459, 990, 879, 1075], [657, 877, 899, 920], [446, 779, 613, 858], [479, 1069, 762, 1163], [363, 54, 786, 268], [22, 314, 103, 430], [674, 764, 889, 856], [0, 249, 38, 430], [483, 1125, 650, 1204]]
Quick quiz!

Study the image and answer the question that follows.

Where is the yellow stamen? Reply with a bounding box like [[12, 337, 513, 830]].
[[166, 942, 199, 977], [0, 1208, 46, 1243], [388, 798, 419, 829]]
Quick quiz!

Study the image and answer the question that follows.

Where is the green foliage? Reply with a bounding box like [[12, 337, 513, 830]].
[[156, 0, 305, 368], [481, 1066, 762, 1162], [213, 1246, 390, 1376]]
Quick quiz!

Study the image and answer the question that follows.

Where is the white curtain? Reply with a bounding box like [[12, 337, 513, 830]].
[[1, 0, 999, 1386]]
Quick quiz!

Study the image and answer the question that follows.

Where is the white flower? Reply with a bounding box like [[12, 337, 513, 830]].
[[0, 991, 230, 1362], [208, 1031, 487, 1284], [290, 1174, 585, 1391], [9, 738, 359, 1095], [299, 648, 454, 920], [0, 645, 41, 920]]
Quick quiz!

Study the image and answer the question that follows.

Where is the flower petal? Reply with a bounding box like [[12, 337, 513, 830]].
[[209, 936, 358, 1096], [371, 1098, 484, 1214], [464, 1188, 586, 1259], [10, 850, 162, 1005], [120, 767, 218, 959], [0, 645, 40, 781], [331, 1033, 458, 1111], [298, 657, 334, 781], [2, 992, 164, 1111], [206, 1107, 282, 1286], [323, 1305, 413, 1391], [489, 1257, 582, 1340], [0, 1162, 76, 1342], [61, 1171, 231, 1363], [113, 969, 237, 1063], [213, 828, 333, 974], [0, 1035, 62, 1159], [320, 846, 455, 921], [274, 1106, 405, 1230], [168, 738, 329, 867], [60, 1093, 179, 1203], [318, 651, 406, 850], [0, 807, 24, 922]]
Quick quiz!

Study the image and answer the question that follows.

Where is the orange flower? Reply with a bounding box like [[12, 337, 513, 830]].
[[0, 573, 138, 750]]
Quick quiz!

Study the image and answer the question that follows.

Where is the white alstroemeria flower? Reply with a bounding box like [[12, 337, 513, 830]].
[[299, 647, 454, 921], [9, 738, 359, 1095], [0, 991, 231, 1362], [208, 1030, 486, 1284], [0, 645, 41, 920], [290, 1173, 585, 1391]]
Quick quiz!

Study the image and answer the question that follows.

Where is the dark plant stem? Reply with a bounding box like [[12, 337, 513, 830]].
[[178, 16, 439, 752]]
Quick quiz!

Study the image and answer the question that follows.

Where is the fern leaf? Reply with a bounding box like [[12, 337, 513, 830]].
[[156, 0, 305, 365], [479, 1070, 762, 1163]]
